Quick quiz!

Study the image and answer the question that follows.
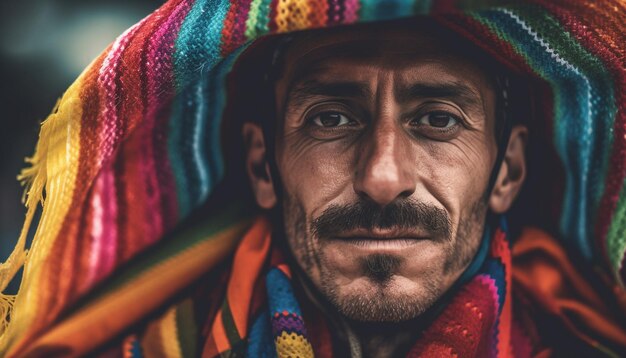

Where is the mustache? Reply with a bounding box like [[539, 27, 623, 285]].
[[311, 200, 452, 240]]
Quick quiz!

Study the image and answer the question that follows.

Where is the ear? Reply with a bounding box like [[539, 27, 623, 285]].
[[489, 125, 528, 214], [243, 122, 277, 209]]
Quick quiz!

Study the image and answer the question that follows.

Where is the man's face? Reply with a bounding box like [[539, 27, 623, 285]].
[[262, 24, 501, 322]]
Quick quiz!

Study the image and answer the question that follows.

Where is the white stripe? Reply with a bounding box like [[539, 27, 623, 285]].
[[193, 82, 210, 199]]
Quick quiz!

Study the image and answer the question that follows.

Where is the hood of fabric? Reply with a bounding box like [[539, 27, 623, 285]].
[[0, 0, 624, 354]]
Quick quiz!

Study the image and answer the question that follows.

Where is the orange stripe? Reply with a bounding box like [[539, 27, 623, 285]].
[[225, 217, 272, 339], [211, 310, 231, 353]]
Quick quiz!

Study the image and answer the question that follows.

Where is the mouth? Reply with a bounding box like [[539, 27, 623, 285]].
[[338, 238, 423, 249], [330, 229, 429, 250]]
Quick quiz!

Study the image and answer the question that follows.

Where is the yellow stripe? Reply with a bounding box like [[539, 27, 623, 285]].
[[275, 0, 311, 33], [274, 331, 314, 358], [0, 69, 86, 353], [141, 306, 183, 358], [160, 307, 184, 358]]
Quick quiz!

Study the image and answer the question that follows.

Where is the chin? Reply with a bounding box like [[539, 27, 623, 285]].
[[321, 274, 442, 322]]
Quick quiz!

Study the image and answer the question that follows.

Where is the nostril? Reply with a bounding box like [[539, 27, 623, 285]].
[[354, 181, 413, 207], [398, 189, 413, 199]]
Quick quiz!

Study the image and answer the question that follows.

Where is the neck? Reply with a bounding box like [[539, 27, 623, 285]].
[[345, 319, 426, 358]]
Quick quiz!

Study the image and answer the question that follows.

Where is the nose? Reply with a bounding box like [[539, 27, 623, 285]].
[[353, 120, 416, 206]]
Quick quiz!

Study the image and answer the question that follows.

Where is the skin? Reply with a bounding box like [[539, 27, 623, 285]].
[[243, 23, 528, 357]]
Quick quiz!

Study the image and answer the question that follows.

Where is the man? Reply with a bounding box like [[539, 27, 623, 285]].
[[0, 0, 624, 357], [238, 20, 527, 356]]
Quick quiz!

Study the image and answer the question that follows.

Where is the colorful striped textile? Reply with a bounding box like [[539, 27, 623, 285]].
[[121, 216, 519, 357], [0, 0, 624, 356]]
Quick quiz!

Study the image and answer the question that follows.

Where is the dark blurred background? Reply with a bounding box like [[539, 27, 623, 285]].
[[0, 0, 163, 265]]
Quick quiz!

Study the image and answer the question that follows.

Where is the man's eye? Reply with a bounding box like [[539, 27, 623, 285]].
[[416, 112, 459, 129], [312, 112, 352, 127]]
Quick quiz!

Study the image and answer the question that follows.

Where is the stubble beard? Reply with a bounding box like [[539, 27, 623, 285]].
[[281, 194, 488, 323]]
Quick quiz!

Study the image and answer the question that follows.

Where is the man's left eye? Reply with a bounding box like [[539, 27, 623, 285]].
[[312, 112, 353, 127], [415, 112, 459, 129]]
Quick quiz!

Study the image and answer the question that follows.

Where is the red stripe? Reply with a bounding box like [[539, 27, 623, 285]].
[[116, 6, 169, 256], [232, 0, 255, 53], [434, 13, 536, 75], [220, 0, 239, 56], [430, 0, 458, 13], [327, 0, 343, 26], [220, 0, 253, 56], [268, 0, 279, 32], [308, 0, 328, 27]]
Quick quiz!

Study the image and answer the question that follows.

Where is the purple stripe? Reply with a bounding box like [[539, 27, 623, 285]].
[[271, 313, 307, 337]]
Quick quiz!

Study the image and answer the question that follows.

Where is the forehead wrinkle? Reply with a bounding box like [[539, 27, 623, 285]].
[[396, 80, 484, 114], [287, 77, 373, 109]]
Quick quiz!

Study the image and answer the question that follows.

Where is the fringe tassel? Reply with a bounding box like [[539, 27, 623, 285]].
[[0, 104, 54, 340], [0, 295, 15, 337]]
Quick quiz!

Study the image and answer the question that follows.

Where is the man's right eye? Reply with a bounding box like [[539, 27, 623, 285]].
[[312, 112, 353, 127]]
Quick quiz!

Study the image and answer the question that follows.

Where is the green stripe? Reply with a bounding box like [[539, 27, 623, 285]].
[[176, 299, 199, 358], [220, 299, 248, 356], [414, 0, 432, 14], [220, 299, 243, 344], [245, 0, 272, 39], [607, 179, 626, 275]]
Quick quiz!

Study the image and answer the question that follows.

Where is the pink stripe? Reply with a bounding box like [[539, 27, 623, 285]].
[[232, 0, 254, 49], [146, 0, 193, 109], [343, 0, 359, 23], [144, 0, 194, 233], [100, 166, 118, 277], [97, 19, 147, 160], [82, 20, 146, 288], [84, 166, 119, 289]]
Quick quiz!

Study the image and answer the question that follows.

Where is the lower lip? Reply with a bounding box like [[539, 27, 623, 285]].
[[333, 238, 426, 250]]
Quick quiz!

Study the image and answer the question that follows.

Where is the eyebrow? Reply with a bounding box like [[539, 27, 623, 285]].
[[396, 82, 483, 112], [287, 80, 371, 108], [286, 79, 484, 115]]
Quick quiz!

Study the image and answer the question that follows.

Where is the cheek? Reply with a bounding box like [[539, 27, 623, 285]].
[[279, 137, 355, 215], [419, 136, 493, 217], [278, 139, 357, 282]]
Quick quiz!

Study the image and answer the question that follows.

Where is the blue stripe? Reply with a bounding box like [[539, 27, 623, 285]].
[[193, 79, 211, 202], [247, 309, 278, 358], [360, 0, 416, 21], [266, 268, 303, 316], [167, 83, 208, 216], [174, 0, 232, 90], [170, 0, 232, 214], [203, 45, 251, 192], [167, 94, 192, 216]]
